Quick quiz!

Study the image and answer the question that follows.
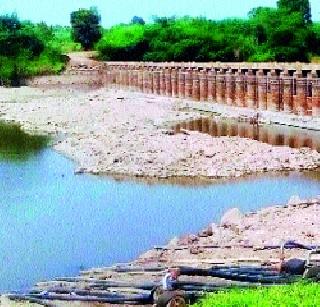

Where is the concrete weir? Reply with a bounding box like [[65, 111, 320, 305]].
[[101, 62, 320, 117]]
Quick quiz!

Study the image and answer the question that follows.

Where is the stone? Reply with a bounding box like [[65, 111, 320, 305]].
[[288, 195, 302, 205], [220, 208, 243, 227]]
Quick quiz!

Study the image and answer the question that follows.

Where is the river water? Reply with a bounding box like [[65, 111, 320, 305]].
[[0, 122, 319, 292]]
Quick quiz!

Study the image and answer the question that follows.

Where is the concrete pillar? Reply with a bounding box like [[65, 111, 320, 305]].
[[312, 77, 320, 117], [207, 69, 216, 101], [125, 66, 130, 87], [105, 67, 111, 88], [267, 70, 280, 111], [160, 69, 166, 95], [138, 67, 143, 92], [235, 70, 245, 107], [192, 70, 200, 101], [133, 67, 139, 90], [115, 67, 121, 88], [257, 70, 267, 110], [225, 69, 235, 106], [128, 68, 133, 90], [143, 69, 148, 93], [293, 70, 307, 115], [171, 69, 179, 98], [246, 70, 257, 109], [199, 69, 208, 101], [165, 69, 172, 96], [280, 70, 293, 113], [185, 69, 193, 99], [178, 68, 185, 98], [153, 70, 160, 95], [216, 69, 225, 104], [307, 71, 317, 116]]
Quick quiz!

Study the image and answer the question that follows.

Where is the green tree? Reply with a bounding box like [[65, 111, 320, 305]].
[[131, 16, 145, 25], [70, 7, 102, 50], [277, 0, 312, 23]]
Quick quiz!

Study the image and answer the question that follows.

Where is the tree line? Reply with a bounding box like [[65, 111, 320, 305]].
[[1, 0, 320, 84], [93, 0, 320, 62]]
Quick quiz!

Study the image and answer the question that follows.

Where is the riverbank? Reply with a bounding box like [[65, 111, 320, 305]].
[[0, 87, 319, 181], [136, 195, 320, 267], [4, 196, 320, 306]]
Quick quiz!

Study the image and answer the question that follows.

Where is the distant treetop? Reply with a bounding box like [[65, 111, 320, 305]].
[[70, 7, 102, 50], [131, 16, 145, 25], [277, 0, 312, 23]]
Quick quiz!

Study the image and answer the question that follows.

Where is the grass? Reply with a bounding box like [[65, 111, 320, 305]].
[[192, 282, 320, 307]]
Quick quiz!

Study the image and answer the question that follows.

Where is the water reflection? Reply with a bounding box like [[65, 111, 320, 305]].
[[173, 117, 320, 152], [0, 122, 49, 161]]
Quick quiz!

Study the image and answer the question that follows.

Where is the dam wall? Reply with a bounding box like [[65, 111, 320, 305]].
[[26, 61, 320, 117], [103, 62, 320, 117]]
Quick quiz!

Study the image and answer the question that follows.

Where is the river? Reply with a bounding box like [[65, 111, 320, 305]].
[[0, 121, 319, 292]]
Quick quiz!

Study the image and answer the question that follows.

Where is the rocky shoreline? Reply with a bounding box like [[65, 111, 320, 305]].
[[3, 196, 319, 307], [0, 87, 319, 181], [136, 195, 320, 267]]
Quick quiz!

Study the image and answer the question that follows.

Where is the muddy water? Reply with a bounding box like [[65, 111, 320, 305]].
[[172, 117, 320, 152], [0, 122, 319, 292]]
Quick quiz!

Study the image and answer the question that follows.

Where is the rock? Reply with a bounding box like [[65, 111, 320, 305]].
[[220, 208, 243, 227], [288, 195, 302, 205]]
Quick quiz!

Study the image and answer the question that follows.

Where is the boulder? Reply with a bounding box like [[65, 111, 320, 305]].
[[220, 208, 243, 227]]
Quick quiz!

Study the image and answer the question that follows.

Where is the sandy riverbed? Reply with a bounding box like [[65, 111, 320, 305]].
[[0, 87, 319, 181]]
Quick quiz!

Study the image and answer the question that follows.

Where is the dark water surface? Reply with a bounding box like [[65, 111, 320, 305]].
[[172, 117, 320, 152], [0, 122, 319, 292]]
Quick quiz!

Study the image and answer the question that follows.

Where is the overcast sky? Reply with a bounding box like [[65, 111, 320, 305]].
[[0, 0, 319, 27]]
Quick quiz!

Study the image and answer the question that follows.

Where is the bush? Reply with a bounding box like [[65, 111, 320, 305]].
[[193, 282, 320, 307], [0, 14, 66, 85]]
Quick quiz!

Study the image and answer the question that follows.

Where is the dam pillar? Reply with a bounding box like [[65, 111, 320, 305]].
[[281, 70, 293, 113], [199, 69, 208, 101], [235, 70, 245, 107], [294, 71, 307, 116], [125, 66, 130, 87], [246, 69, 257, 109], [178, 68, 186, 98], [138, 67, 143, 92], [128, 68, 133, 90], [153, 70, 160, 95], [307, 71, 316, 116], [257, 70, 267, 110], [133, 67, 139, 91], [267, 70, 280, 111], [207, 69, 216, 102], [148, 68, 154, 94], [192, 70, 200, 101], [185, 69, 193, 99], [160, 69, 166, 95], [312, 77, 320, 117], [216, 69, 226, 104], [171, 69, 179, 98], [143, 69, 148, 93], [165, 69, 172, 96], [225, 69, 235, 106]]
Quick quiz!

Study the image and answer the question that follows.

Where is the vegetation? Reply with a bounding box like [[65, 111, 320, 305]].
[[193, 282, 320, 307], [96, 0, 319, 63], [70, 7, 102, 50], [1, 1, 320, 85], [52, 26, 82, 53], [277, 0, 312, 24], [0, 14, 69, 85], [0, 121, 49, 161]]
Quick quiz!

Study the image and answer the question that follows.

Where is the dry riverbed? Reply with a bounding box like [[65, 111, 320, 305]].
[[0, 87, 319, 181]]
